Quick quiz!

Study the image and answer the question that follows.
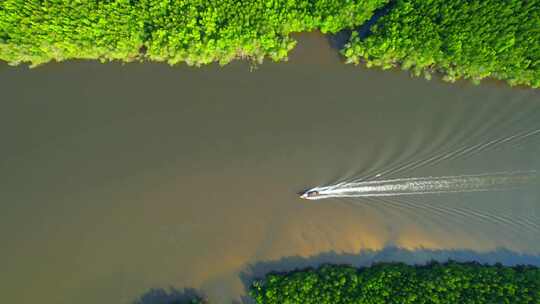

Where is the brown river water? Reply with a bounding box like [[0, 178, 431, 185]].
[[1, 33, 540, 303]]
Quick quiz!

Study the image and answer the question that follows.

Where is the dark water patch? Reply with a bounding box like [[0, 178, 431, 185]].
[[327, 1, 396, 51], [134, 288, 205, 304], [326, 29, 352, 51]]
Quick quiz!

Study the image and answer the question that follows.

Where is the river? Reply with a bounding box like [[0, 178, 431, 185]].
[[1, 33, 539, 304]]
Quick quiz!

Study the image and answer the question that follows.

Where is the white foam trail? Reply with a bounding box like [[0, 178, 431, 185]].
[[305, 171, 538, 200]]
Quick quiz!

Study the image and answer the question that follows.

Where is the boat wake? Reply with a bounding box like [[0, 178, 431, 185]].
[[301, 171, 538, 200], [302, 128, 540, 200]]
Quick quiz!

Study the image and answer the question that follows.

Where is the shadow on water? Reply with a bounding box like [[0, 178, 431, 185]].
[[239, 247, 540, 303], [131, 249, 540, 304], [134, 287, 205, 304], [327, 1, 396, 50]]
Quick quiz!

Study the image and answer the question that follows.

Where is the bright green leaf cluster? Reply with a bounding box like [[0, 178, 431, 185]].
[[140, 0, 388, 65], [0, 0, 145, 66], [0, 0, 388, 66], [342, 0, 540, 88], [250, 262, 540, 303]]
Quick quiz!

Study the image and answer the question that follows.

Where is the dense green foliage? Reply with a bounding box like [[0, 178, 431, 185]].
[[250, 262, 540, 304], [3, 0, 539, 88], [343, 0, 540, 88], [0, 0, 387, 66], [0, 0, 145, 66], [142, 0, 387, 65]]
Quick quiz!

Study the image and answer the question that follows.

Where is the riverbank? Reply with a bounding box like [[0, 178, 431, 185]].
[[0, 0, 386, 66], [343, 0, 540, 88], [142, 261, 540, 303], [250, 262, 540, 304], [1, 0, 538, 87]]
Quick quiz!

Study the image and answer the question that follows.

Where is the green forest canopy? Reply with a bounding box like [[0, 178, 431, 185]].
[[1, 0, 539, 87], [343, 0, 540, 88], [250, 262, 540, 304], [0, 0, 387, 66]]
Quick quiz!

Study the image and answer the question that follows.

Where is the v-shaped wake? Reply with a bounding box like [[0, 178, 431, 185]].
[[300, 171, 538, 200]]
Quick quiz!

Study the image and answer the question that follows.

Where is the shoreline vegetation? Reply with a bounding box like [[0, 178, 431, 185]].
[[153, 261, 540, 303], [342, 0, 540, 88], [0, 0, 387, 66], [249, 262, 540, 304], [1, 0, 539, 88]]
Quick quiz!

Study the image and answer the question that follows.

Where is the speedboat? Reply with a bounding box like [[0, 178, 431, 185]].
[[300, 190, 320, 199]]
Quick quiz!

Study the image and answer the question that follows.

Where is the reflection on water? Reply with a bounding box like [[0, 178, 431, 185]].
[[0, 33, 539, 304]]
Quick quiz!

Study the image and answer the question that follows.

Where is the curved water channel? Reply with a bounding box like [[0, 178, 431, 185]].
[[1, 33, 539, 303]]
